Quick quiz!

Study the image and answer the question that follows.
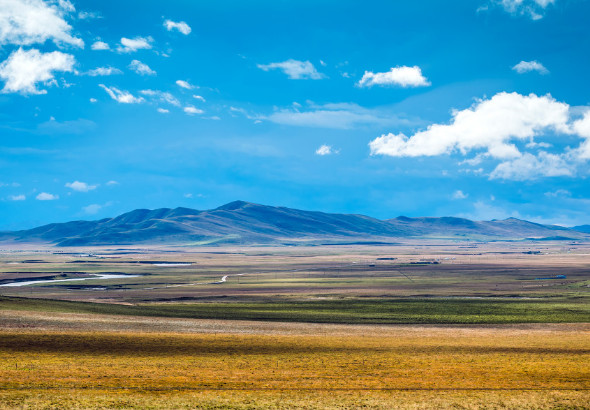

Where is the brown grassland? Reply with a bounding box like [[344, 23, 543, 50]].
[[0, 242, 589, 408]]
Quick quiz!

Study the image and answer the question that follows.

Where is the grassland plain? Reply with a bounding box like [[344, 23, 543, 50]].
[[0, 243, 589, 408], [0, 324, 589, 409]]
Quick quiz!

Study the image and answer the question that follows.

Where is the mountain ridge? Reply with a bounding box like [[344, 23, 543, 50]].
[[0, 201, 587, 246]]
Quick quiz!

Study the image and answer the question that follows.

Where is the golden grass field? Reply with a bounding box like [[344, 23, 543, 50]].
[[0, 310, 588, 409]]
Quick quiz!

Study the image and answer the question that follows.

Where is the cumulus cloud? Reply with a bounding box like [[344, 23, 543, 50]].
[[140, 89, 179, 106], [117, 36, 153, 53], [99, 84, 144, 104], [8, 194, 25, 201], [176, 79, 193, 89], [65, 180, 97, 192], [85, 66, 122, 76], [0, 0, 83, 47], [128, 59, 155, 75], [357, 66, 430, 88], [257, 59, 324, 80], [36, 192, 58, 200], [184, 106, 203, 115], [369, 91, 590, 180], [369, 92, 570, 159], [0, 48, 75, 94], [82, 203, 101, 214], [157, 108, 169, 113], [163, 19, 191, 35], [490, 152, 573, 180], [315, 144, 336, 155], [512, 60, 548, 74], [90, 40, 109, 50]]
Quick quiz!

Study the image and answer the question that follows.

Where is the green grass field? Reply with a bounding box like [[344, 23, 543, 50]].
[[1, 295, 589, 324]]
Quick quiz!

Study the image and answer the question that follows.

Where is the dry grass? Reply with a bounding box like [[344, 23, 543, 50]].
[[0, 324, 588, 408]]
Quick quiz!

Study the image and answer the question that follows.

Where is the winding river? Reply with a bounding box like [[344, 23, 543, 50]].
[[0, 273, 140, 287]]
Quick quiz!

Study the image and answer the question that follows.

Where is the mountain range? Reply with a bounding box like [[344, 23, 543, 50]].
[[1, 200, 588, 246]]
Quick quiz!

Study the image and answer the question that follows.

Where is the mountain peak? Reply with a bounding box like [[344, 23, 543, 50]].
[[215, 200, 253, 211]]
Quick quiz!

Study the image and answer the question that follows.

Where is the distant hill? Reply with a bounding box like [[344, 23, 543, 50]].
[[572, 225, 590, 234], [0, 200, 587, 246]]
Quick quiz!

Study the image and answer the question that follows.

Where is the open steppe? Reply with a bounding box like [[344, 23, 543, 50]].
[[0, 241, 589, 408]]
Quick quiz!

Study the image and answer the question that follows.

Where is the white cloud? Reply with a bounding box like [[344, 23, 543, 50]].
[[85, 66, 122, 76], [571, 111, 590, 159], [77, 10, 101, 20], [264, 102, 416, 130], [512, 60, 548, 74], [8, 194, 25, 201], [99, 84, 144, 104], [140, 89, 179, 106], [176, 79, 193, 89], [157, 108, 169, 113], [369, 92, 570, 159], [490, 151, 574, 180], [357, 66, 430, 88], [0, 0, 83, 47], [544, 189, 570, 198], [90, 40, 109, 50], [106, 180, 118, 186], [492, 0, 556, 19], [184, 105, 203, 115], [452, 190, 469, 199], [0, 48, 75, 94], [257, 59, 324, 80], [193, 94, 205, 102], [117, 36, 153, 53], [163, 19, 191, 35], [128, 59, 155, 76], [36, 192, 58, 200], [315, 144, 335, 155], [89, 97, 96, 103], [82, 203, 101, 214], [65, 180, 97, 192]]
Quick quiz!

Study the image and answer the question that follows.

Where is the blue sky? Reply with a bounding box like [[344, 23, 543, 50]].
[[1, 0, 590, 230]]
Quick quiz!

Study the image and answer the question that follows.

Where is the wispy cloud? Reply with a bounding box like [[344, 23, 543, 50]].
[[184, 106, 203, 115], [129, 60, 156, 76], [140, 89, 180, 106], [452, 190, 469, 199], [257, 59, 324, 80], [99, 84, 144, 103], [176, 80, 194, 89], [482, 0, 557, 20], [512, 60, 549, 74], [263, 102, 415, 130], [85, 66, 122, 76]]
